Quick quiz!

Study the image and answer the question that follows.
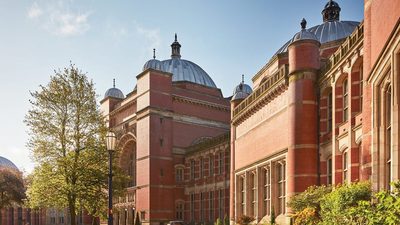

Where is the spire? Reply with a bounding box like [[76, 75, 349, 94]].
[[113, 79, 115, 88], [153, 48, 156, 59], [301, 18, 307, 30], [242, 74, 244, 83], [171, 33, 181, 59], [322, 0, 341, 22]]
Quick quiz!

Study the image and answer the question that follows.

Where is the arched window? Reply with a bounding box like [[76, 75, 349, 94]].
[[343, 79, 349, 122], [128, 151, 136, 187], [277, 161, 286, 215], [385, 85, 392, 190]]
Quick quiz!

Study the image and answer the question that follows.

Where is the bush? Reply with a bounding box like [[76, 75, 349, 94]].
[[236, 215, 254, 225], [215, 218, 222, 225]]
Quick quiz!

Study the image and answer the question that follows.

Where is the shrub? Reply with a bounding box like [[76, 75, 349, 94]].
[[236, 215, 254, 225], [215, 218, 222, 225]]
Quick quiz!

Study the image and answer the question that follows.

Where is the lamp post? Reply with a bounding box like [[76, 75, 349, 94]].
[[106, 131, 117, 225]]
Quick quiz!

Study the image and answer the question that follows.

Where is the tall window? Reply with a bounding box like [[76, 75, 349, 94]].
[[327, 92, 333, 131], [343, 79, 349, 122], [277, 161, 286, 215], [175, 167, 183, 182], [240, 176, 245, 216], [190, 160, 195, 180], [129, 152, 136, 187], [327, 157, 332, 185], [190, 193, 195, 221], [219, 151, 224, 174], [209, 191, 214, 221], [200, 157, 204, 178], [263, 167, 271, 216], [176, 202, 184, 220], [210, 155, 214, 176], [219, 189, 224, 219], [360, 66, 363, 110], [385, 86, 392, 190], [250, 172, 256, 217], [200, 192, 204, 222], [343, 151, 348, 183]]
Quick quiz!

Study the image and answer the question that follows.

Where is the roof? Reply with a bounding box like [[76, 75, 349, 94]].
[[0, 156, 19, 171]]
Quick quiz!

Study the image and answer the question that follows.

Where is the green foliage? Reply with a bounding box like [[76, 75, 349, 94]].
[[215, 218, 222, 225], [319, 182, 371, 224], [0, 168, 26, 209], [25, 63, 126, 225], [288, 185, 331, 225], [270, 206, 275, 225], [223, 214, 229, 225], [236, 215, 253, 225]]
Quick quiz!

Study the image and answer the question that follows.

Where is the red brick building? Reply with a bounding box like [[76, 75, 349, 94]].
[[101, 35, 231, 225], [103, 1, 400, 225], [230, 0, 400, 224]]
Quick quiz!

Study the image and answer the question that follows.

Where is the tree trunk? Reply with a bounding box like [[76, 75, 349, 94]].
[[69, 201, 77, 225]]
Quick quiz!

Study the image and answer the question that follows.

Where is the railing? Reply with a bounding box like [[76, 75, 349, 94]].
[[233, 64, 289, 118], [322, 22, 364, 75]]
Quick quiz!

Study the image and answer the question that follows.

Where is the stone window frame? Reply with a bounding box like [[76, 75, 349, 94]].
[[250, 171, 257, 217], [218, 150, 224, 175], [174, 164, 185, 183], [327, 91, 333, 132], [209, 190, 214, 222], [175, 200, 184, 220], [383, 80, 392, 190], [263, 165, 271, 216], [218, 189, 224, 220], [327, 156, 333, 185], [343, 150, 349, 183], [190, 160, 195, 180], [209, 154, 214, 177], [343, 78, 349, 122], [190, 193, 195, 222], [200, 192, 205, 222], [276, 160, 286, 215]]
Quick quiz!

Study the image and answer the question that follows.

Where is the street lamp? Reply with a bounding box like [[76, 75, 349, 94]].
[[106, 131, 117, 225]]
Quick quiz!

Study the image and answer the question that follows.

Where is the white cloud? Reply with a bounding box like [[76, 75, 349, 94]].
[[27, 2, 43, 19], [26, 1, 92, 37]]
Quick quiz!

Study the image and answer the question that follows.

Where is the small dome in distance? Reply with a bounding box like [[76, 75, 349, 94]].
[[232, 75, 252, 101], [292, 18, 319, 42], [104, 79, 124, 99], [143, 49, 164, 71], [0, 156, 19, 171]]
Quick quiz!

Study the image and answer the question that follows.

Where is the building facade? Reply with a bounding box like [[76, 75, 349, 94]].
[[103, 1, 400, 225], [230, 0, 400, 225], [101, 36, 231, 225]]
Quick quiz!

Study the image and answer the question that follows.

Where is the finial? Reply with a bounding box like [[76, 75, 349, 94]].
[[301, 18, 307, 29], [242, 74, 244, 83], [153, 48, 156, 59], [113, 79, 115, 88], [175, 33, 177, 42]]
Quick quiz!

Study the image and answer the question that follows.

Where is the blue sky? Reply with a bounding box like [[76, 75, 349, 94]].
[[0, 0, 363, 173]]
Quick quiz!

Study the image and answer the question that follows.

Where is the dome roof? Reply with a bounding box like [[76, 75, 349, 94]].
[[104, 79, 124, 99], [161, 58, 217, 88], [232, 76, 252, 101], [274, 0, 359, 55], [142, 34, 217, 88], [0, 156, 18, 171], [291, 19, 319, 42], [143, 49, 164, 71]]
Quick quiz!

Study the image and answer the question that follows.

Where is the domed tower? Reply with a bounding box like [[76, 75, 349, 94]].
[[101, 79, 125, 127], [322, 0, 341, 22], [286, 18, 321, 204], [231, 75, 252, 107], [143, 49, 164, 71]]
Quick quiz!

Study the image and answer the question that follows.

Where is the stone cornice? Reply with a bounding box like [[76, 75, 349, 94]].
[[185, 132, 230, 156], [109, 99, 136, 117], [172, 95, 230, 112], [232, 65, 289, 125]]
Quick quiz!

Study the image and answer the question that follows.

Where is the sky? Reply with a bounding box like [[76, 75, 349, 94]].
[[0, 0, 364, 173]]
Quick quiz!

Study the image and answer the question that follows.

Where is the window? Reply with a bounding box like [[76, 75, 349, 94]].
[[210, 155, 214, 176], [327, 157, 333, 185], [129, 152, 136, 187], [219, 189, 224, 219], [240, 176, 245, 216], [176, 202, 184, 220], [360, 66, 363, 110], [219, 151, 224, 174], [250, 172, 256, 217], [209, 191, 214, 221], [190, 160, 195, 180], [343, 151, 348, 183], [385, 86, 392, 190], [200, 192, 204, 221], [190, 193, 195, 221], [343, 79, 349, 122], [200, 157, 204, 178], [277, 161, 286, 215], [327, 92, 333, 131], [175, 167, 183, 182], [263, 167, 271, 216]]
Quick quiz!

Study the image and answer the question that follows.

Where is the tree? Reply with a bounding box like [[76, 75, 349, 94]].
[[25, 63, 125, 225], [0, 167, 26, 225]]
